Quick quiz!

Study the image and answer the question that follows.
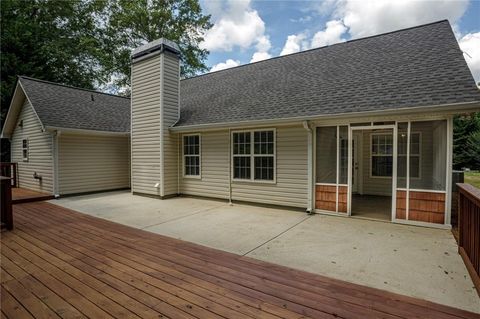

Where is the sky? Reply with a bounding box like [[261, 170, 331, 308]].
[[198, 0, 480, 82]]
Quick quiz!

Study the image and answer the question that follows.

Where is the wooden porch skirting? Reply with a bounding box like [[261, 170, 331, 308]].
[[1, 202, 478, 318]]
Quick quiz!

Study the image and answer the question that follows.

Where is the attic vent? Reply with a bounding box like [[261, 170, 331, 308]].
[[91, 94, 94, 101]]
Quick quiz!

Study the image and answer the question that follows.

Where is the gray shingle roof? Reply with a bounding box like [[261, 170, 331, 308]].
[[176, 20, 480, 127], [19, 77, 130, 133]]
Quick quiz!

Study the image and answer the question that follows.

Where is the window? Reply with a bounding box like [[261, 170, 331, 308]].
[[371, 134, 393, 177], [398, 132, 421, 178], [233, 130, 275, 181], [183, 135, 200, 177], [22, 139, 29, 162]]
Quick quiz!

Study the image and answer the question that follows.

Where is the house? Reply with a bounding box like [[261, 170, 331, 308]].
[[1, 77, 130, 195], [3, 20, 480, 228]]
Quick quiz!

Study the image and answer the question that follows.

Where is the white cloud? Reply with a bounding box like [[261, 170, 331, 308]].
[[335, 0, 469, 39], [250, 52, 272, 63], [250, 35, 272, 62], [458, 32, 480, 82], [210, 59, 241, 72], [201, 0, 268, 53], [280, 34, 308, 56], [311, 20, 347, 48]]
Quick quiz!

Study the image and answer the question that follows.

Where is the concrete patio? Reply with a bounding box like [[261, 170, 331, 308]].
[[51, 190, 480, 313]]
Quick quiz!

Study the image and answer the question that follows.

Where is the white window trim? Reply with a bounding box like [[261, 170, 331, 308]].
[[369, 132, 393, 179], [231, 128, 276, 184], [182, 134, 201, 179], [369, 132, 422, 179], [22, 138, 29, 162]]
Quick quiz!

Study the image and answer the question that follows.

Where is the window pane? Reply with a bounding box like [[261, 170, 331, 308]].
[[372, 156, 392, 177], [234, 156, 251, 179], [254, 130, 274, 155], [254, 156, 274, 180], [316, 127, 337, 183], [233, 132, 250, 155]]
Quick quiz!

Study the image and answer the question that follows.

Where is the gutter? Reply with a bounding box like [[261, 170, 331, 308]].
[[303, 121, 314, 213], [44, 126, 129, 136], [169, 101, 480, 132]]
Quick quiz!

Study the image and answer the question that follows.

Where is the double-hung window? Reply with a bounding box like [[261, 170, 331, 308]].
[[183, 135, 200, 177], [22, 139, 29, 162], [233, 130, 275, 182], [371, 134, 393, 177]]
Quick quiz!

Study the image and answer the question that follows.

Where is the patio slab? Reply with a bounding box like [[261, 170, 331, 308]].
[[50, 190, 480, 313]]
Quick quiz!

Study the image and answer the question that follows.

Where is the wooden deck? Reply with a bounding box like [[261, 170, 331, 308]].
[[12, 188, 54, 204], [1, 202, 479, 319]]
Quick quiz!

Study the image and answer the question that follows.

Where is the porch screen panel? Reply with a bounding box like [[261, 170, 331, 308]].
[[396, 122, 408, 219], [339, 126, 349, 185], [316, 127, 337, 183], [409, 120, 447, 191]]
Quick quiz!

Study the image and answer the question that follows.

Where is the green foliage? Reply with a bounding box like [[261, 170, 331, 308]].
[[0, 0, 107, 115], [0, 0, 211, 118], [453, 112, 480, 170], [103, 0, 212, 89]]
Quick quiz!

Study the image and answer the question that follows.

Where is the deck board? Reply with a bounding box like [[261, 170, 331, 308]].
[[1, 202, 479, 319], [12, 188, 54, 204]]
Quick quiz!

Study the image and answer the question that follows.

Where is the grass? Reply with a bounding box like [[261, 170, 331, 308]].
[[464, 171, 480, 189]]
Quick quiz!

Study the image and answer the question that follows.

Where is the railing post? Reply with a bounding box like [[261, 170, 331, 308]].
[[1, 176, 13, 230], [457, 183, 480, 297]]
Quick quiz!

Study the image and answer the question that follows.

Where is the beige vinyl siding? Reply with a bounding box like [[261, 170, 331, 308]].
[[10, 99, 53, 193], [180, 130, 230, 199], [180, 126, 308, 208], [162, 53, 180, 196], [57, 133, 129, 195], [131, 55, 162, 196]]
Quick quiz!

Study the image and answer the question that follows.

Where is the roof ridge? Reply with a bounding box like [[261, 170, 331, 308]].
[[19, 76, 130, 99], [182, 19, 450, 82]]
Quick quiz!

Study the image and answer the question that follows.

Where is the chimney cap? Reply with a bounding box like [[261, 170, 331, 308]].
[[131, 38, 180, 60]]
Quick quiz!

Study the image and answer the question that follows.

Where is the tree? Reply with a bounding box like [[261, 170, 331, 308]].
[[1, 0, 211, 160], [453, 112, 480, 170], [0, 0, 108, 120], [101, 0, 212, 91]]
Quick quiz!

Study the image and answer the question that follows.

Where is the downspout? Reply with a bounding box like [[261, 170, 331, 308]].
[[303, 121, 314, 214], [52, 130, 60, 198]]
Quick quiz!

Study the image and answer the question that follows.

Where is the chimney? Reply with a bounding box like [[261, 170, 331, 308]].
[[131, 39, 180, 198]]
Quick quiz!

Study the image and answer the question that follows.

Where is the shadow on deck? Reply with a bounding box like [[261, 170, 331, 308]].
[[12, 188, 54, 204], [1, 201, 478, 318]]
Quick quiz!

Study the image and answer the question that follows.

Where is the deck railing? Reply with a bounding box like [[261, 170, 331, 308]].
[[0, 162, 18, 187], [0, 176, 13, 230], [457, 183, 480, 296]]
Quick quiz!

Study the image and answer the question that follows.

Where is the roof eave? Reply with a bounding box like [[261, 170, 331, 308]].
[[169, 101, 480, 132]]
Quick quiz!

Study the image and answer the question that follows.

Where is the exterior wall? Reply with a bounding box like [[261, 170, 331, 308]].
[[180, 126, 308, 208], [58, 133, 130, 195], [180, 130, 230, 199], [131, 51, 179, 197], [162, 53, 180, 196], [131, 54, 162, 196], [10, 98, 53, 193]]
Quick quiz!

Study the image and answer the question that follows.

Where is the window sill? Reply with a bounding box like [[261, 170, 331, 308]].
[[232, 179, 277, 185], [183, 175, 201, 180]]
